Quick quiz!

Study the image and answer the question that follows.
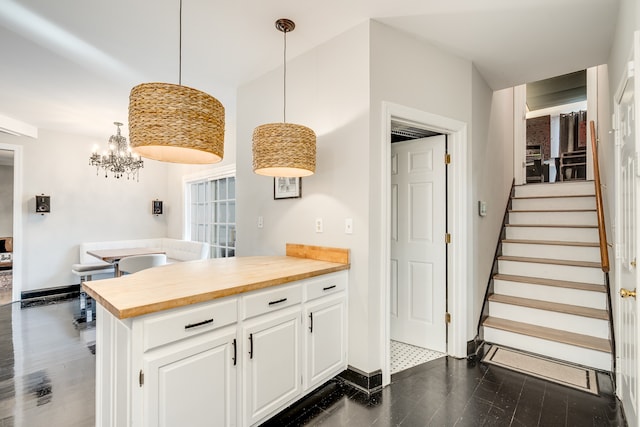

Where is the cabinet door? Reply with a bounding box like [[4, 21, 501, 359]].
[[243, 307, 301, 426], [305, 295, 346, 390], [143, 327, 237, 427]]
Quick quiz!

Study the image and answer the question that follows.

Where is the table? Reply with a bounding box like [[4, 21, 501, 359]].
[[87, 247, 166, 277]]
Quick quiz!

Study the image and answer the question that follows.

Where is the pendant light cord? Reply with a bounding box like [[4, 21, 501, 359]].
[[179, 0, 183, 85], [283, 27, 287, 123]]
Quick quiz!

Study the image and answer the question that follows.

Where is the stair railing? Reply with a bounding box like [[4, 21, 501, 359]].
[[590, 119, 616, 377], [590, 120, 609, 273], [475, 179, 515, 343]]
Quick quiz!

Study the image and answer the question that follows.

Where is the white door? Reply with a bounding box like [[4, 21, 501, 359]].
[[617, 30, 640, 427], [390, 135, 447, 351]]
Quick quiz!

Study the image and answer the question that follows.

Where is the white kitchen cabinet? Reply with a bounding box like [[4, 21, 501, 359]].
[[304, 295, 346, 390], [94, 270, 347, 427], [242, 283, 303, 427], [143, 327, 237, 427]]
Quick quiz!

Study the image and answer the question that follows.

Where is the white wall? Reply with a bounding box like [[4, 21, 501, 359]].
[[609, 0, 640, 91], [236, 22, 370, 258], [370, 21, 478, 363], [472, 83, 516, 335], [0, 164, 13, 236], [0, 129, 169, 292], [237, 21, 371, 370]]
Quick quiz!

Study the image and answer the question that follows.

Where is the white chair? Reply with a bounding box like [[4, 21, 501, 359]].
[[118, 254, 167, 276]]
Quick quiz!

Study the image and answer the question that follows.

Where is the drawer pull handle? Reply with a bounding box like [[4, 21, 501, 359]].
[[323, 285, 337, 291], [232, 338, 237, 366], [249, 333, 254, 359], [268, 298, 287, 306], [184, 318, 214, 330], [309, 312, 313, 333]]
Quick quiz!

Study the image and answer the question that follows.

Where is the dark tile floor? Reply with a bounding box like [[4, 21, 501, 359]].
[[0, 297, 628, 427], [267, 355, 627, 427]]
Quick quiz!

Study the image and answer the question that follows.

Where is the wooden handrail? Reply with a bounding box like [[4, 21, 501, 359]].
[[590, 120, 610, 273]]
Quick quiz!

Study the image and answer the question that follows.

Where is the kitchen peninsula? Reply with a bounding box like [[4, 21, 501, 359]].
[[83, 244, 350, 427]]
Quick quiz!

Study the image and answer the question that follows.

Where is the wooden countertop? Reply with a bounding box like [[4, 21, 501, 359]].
[[82, 245, 349, 319]]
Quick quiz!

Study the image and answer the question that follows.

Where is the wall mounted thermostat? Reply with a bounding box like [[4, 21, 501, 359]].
[[152, 200, 163, 216], [478, 200, 487, 217], [36, 195, 50, 214]]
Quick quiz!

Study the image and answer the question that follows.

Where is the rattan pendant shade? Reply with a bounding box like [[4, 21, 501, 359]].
[[128, 82, 224, 164], [253, 122, 316, 177], [252, 18, 316, 177]]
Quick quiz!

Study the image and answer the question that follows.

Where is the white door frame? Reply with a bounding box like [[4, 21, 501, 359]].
[[613, 31, 640, 421], [0, 142, 23, 302], [380, 102, 469, 386]]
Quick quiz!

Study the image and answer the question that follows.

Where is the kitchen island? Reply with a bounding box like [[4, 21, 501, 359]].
[[83, 244, 350, 427]]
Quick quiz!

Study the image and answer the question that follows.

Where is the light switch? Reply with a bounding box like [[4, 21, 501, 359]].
[[478, 201, 487, 217], [315, 218, 323, 233], [345, 218, 353, 234], [257, 216, 264, 228]]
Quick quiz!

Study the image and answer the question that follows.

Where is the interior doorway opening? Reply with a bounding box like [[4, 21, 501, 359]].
[[0, 143, 22, 303], [388, 121, 447, 374], [381, 102, 469, 387]]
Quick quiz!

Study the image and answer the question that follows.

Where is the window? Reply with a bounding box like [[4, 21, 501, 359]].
[[186, 173, 235, 258]]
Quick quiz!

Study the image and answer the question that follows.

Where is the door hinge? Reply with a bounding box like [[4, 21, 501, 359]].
[[445, 233, 451, 244], [445, 153, 451, 164], [139, 370, 144, 387], [445, 313, 451, 324]]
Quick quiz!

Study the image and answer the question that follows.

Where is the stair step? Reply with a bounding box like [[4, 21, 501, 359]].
[[503, 239, 598, 247], [488, 294, 608, 320], [513, 195, 595, 200], [512, 196, 596, 212], [514, 181, 595, 198], [498, 255, 601, 269], [508, 210, 597, 226], [483, 317, 610, 353], [501, 240, 601, 263], [505, 224, 599, 243], [493, 274, 605, 293], [498, 257, 603, 285]]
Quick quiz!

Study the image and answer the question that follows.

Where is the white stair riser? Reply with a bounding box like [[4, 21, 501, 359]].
[[502, 242, 600, 263], [512, 197, 596, 211], [484, 327, 611, 371], [488, 302, 609, 338], [493, 280, 607, 310], [506, 226, 599, 242], [498, 260, 603, 285], [509, 210, 596, 226], [514, 182, 595, 198]]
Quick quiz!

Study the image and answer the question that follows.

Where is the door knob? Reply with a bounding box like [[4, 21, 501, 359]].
[[620, 288, 637, 299]]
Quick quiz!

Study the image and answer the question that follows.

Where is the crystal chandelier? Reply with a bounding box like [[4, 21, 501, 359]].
[[90, 122, 144, 180]]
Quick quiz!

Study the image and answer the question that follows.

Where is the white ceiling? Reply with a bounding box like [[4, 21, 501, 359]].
[[0, 0, 619, 139]]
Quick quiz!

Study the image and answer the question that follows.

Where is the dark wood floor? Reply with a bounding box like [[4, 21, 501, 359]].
[[0, 297, 627, 426]]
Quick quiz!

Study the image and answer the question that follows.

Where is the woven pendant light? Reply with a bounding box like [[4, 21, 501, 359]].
[[128, 0, 224, 164], [252, 18, 316, 177]]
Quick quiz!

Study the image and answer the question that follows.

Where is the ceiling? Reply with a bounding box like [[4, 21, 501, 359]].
[[0, 0, 620, 139]]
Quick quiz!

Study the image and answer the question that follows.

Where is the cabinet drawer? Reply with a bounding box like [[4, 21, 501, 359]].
[[306, 272, 347, 301], [242, 283, 302, 320], [143, 298, 237, 352]]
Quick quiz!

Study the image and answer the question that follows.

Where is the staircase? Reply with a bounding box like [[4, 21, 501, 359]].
[[481, 180, 612, 371]]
